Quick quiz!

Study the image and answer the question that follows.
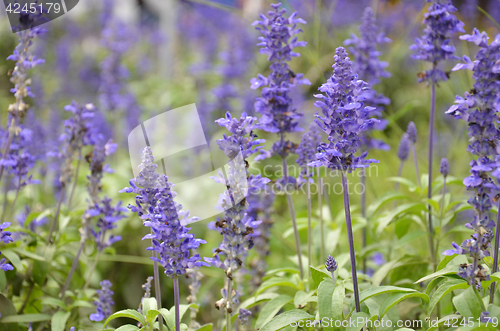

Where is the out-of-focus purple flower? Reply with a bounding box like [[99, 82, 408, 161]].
[[440, 158, 449, 177], [309, 47, 379, 172], [251, 3, 311, 159], [409, 0, 465, 83], [480, 311, 492, 323], [407, 122, 417, 144], [17, 205, 47, 233], [444, 31, 499, 286], [296, 123, 322, 185], [372, 252, 385, 266], [1, 222, 14, 271], [397, 133, 411, 161], [462, 0, 478, 22], [239, 308, 252, 325], [89, 280, 114, 322], [89, 198, 126, 251], [99, 0, 141, 133], [121, 147, 207, 278]]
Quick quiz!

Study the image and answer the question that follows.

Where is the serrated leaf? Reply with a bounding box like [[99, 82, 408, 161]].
[[255, 295, 292, 329], [259, 309, 313, 331]]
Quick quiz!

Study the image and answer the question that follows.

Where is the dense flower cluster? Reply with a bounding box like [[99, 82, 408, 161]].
[[296, 123, 322, 185], [121, 147, 206, 278], [407, 121, 417, 144], [89, 280, 114, 322], [440, 158, 449, 177], [0, 222, 13, 271], [251, 3, 311, 159], [325, 255, 337, 272], [409, 0, 465, 83], [444, 29, 500, 288], [310, 47, 379, 172], [206, 113, 269, 273]]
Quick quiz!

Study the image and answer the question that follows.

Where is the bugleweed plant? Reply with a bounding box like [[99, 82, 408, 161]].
[[2, 1, 500, 331]]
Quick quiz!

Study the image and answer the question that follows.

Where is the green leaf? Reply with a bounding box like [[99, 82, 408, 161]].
[[103, 309, 146, 328], [293, 290, 315, 308], [115, 326, 140, 331], [376, 203, 426, 235], [372, 260, 402, 286], [41, 297, 67, 310], [0, 250, 22, 271], [427, 278, 468, 315], [415, 261, 465, 284], [256, 277, 297, 295], [378, 292, 429, 318], [386, 177, 418, 192], [195, 324, 212, 331], [33, 259, 48, 287], [359, 286, 416, 304], [0, 271, 5, 292], [318, 280, 335, 331], [51, 311, 70, 331], [0, 294, 17, 331], [310, 266, 331, 288], [166, 304, 197, 329], [146, 309, 160, 324], [452, 287, 484, 319], [142, 297, 157, 318], [1, 314, 52, 323], [332, 282, 345, 331], [366, 192, 409, 218], [395, 231, 428, 249], [238, 293, 279, 310], [255, 295, 292, 329], [259, 309, 313, 331]]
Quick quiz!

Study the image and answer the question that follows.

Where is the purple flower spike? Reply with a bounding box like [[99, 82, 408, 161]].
[[407, 122, 417, 144], [0, 222, 14, 272], [440, 158, 449, 177], [309, 47, 380, 172], [89, 280, 114, 322], [409, 0, 465, 83], [122, 147, 207, 278], [444, 29, 500, 291], [325, 255, 338, 272], [251, 2, 311, 159]]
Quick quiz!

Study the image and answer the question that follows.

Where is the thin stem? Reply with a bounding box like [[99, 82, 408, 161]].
[[490, 199, 500, 303], [427, 82, 436, 268], [19, 281, 34, 314], [440, 178, 447, 218], [60, 240, 85, 298], [0, 117, 17, 183], [47, 186, 66, 244], [282, 157, 304, 279], [82, 251, 101, 292], [361, 173, 367, 274], [395, 161, 404, 192], [67, 150, 82, 209], [341, 172, 361, 312], [152, 247, 164, 331], [307, 180, 312, 283], [173, 277, 180, 331], [317, 167, 324, 264], [412, 145, 421, 187], [322, 184, 334, 221], [226, 278, 232, 331]]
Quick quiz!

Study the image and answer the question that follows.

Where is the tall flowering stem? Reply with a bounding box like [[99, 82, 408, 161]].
[[310, 47, 379, 312], [121, 147, 206, 331], [410, 0, 464, 267], [440, 158, 449, 216], [89, 280, 114, 322], [296, 123, 321, 278], [205, 112, 268, 329], [407, 122, 420, 186], [1, 23, 45, 183], [344, 6, 391, 272], [251, 3, 311, 279], [444, 29, 500, 292]]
